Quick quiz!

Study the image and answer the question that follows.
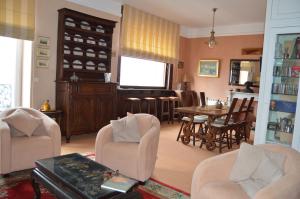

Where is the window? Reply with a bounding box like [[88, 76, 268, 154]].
[[0, 36, 32, 111], [120, 56, 167, 88]]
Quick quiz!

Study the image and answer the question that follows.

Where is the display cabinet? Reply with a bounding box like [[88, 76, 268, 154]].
[[56, 8, 115, 81], [255, 0, 300, 151], [55, 8, 117, 142], [266, 33, 300, 146]]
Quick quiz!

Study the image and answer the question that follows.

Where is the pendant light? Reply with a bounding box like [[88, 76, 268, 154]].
[[208, 8, 217, 48]]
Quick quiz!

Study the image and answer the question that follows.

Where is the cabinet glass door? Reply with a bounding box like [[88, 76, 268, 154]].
[[266, 33, 300, 146]]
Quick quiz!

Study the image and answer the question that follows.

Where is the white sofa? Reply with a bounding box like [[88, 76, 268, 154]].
[[0, 108, 61, 174], [191, 144, 300, 199], [95, 113, 160, 182]]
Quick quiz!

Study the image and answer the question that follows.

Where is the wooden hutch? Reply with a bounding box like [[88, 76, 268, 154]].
[[55, 8, 117, 142]]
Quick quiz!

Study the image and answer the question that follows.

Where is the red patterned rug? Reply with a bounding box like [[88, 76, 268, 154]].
[[0, 154, 190, 199]]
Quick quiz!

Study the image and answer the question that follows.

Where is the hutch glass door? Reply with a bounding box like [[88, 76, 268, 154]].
[[266, 33, 300, 146]]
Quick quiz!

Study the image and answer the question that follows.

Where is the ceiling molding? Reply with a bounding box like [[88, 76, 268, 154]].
[[66, 0, 122, 17], [180, 22, 265, 38]]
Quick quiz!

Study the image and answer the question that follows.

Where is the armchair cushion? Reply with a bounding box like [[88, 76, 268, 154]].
[[230, 143, 286, 198], [102, 142, 139, 178], [252, 150, 285, 185], [230, 143, 264, 181], [2, 109, 42, 137], [111, 114, 141, 143]]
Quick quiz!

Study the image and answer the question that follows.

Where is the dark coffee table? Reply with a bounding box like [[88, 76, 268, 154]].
[[31, 153, 141, 199]]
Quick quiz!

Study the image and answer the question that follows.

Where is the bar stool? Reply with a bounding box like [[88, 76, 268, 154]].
[[169, 96, 180, 123], [143, 97, 157, 116], [125, 97, 142, 114], [158, 97, 170, 123]]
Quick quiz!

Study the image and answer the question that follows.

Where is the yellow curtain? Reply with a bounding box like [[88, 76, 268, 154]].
[[121, 5, 179, 63], [0, 0, 35, 40]]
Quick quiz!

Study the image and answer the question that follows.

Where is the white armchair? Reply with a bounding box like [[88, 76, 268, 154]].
[[191, 144, 300, 199], [95, 113, 160, 182], [0, 108, 61, 174]]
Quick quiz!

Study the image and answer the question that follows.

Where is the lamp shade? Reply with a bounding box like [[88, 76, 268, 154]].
[[182, 73, 189, 82], [208, 31, 216, 48]]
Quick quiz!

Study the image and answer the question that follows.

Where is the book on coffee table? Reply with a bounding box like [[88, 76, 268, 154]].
[[101, 175, 138, 193]]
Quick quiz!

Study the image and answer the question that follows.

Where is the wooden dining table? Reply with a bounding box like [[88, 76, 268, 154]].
[[175, 105, 250, 151]]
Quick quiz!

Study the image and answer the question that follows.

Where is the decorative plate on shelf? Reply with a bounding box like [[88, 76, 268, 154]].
[[73, 47, 83, 56], [63, 59, 70, 68], [73, 34, 83, 43], [98, 63, 106, 71], [86, 61, 96, 70], [80, 21, 91, 30], [73, 60, 83, 69], [96, 25, 105, 33], [98, 39, 107, 47], [86, 49, 95, 57], [98, 51, 107, 59], [86, 37, 96, 45], [64, 32, 71, 41], [64, 45, 71, 54], [65, 17, 76, 27]]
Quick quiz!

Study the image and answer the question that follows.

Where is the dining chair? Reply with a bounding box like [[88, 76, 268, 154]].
[[238, 97, 255, 142], [208, 98, 238, 153], [228, 98, 248, 147], [176, 91, 208, 146], [200, 92, 206, 107]]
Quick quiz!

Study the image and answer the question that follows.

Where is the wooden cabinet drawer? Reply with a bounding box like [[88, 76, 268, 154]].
[[71, 83, 115, 95]]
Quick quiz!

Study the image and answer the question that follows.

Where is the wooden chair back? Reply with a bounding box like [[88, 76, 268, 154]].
[[200, 92, 206, 107], [181, 91, 199, 107], [244, 97, 255, 120], [224, 98, 238, 125], [237, 98, 247, 117], [192, 91, 199, 106]]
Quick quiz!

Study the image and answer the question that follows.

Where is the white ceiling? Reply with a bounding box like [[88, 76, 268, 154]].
[[67, 0, 267, 37], [111, 0, 267, 28]]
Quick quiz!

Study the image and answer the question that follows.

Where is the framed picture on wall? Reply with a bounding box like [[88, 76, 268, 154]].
[[36, 47, 50, 58], [198, 60, 219, 77], [37, 36, 50, 47], [36, 59, 49, 68]]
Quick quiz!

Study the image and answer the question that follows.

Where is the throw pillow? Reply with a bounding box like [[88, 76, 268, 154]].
[[239, 152, 285, 198], [251, 150, 285, 186], [239, 179, 265, 199], [230, 143, 265, 181], [111, 114, 141, 143], [2, 109, 42, 137], [8, 124, 27, 137], [230, 143, 286, 198]]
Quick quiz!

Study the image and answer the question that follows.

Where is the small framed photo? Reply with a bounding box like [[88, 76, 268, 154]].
[[36, 47, 50, 58], [37, 36, 50, 47], [178, 61, 184, 69], [198, 60, 219, 77], [36, 59, 49, 68]]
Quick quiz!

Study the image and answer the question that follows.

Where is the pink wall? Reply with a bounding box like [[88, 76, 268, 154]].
[[180, 34, 264, 101]]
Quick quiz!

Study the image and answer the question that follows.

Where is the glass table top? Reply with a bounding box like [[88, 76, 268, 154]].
[[36, 153, 116, 199]]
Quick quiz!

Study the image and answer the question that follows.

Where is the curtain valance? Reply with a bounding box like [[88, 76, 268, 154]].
[[121, 5, 179, 63], [0, 0, 35, 40]]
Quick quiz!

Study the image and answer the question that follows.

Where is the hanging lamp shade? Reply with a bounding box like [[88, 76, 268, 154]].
[[208, 8, 217, 48], [208, 31, 216, 48]]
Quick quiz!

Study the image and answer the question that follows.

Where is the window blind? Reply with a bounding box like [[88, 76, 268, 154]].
[[121, 5, 179, 63], [0, 0, 35, 41]]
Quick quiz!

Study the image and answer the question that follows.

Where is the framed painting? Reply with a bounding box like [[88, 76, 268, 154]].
[[36, 59, 49, 68], [37, 36, 50, 47], [198, 60, 219, 77], [36, 47, 50, 58]]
